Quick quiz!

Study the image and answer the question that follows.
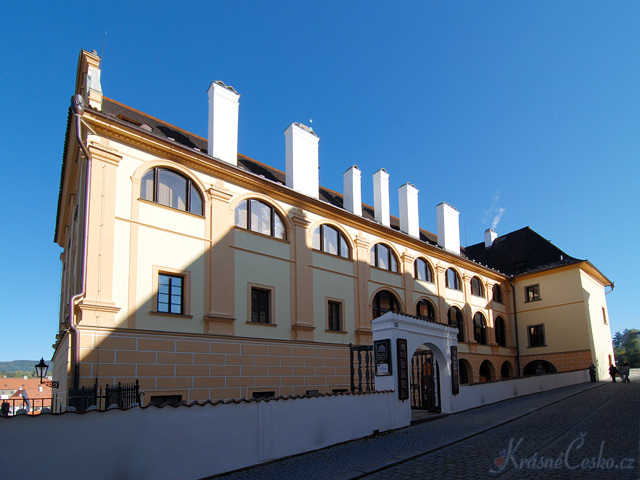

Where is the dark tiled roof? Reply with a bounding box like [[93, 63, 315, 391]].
[[99, 98, 440, 246], [464, 226, 582, 277]]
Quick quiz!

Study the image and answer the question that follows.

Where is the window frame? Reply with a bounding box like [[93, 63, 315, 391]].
[[326, 298, 344, 332], [416, 298, 437, 322], [312, 224, 350, 259], [235, 198, 287, 240], [249, 284, 275, 325], [524, 284, 541, 303], [445, 268, 462, 290], [470, 276, 485, 298], [492, 284, 504, 304], [527, 324, 546, 347], [372, 290, 401, 319], [141, 167, 204, 216], [447, 306, 465, 342], [370, 244, 399, 273], [152, 266, 191, 317], [495, 316, 507, 347], [414, 258, 434, 283], [473, 312, 487, 345]]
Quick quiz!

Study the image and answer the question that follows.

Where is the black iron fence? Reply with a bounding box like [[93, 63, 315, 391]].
[[350, 344, 374, 392], [0, 397, 52, 416], [68, 379, 141, 412]]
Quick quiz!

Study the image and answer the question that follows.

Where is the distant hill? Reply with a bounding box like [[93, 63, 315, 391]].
[[0, 360, 38, 378]]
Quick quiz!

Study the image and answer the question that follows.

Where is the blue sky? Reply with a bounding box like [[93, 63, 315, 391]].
[[1, 2, 638, 361]]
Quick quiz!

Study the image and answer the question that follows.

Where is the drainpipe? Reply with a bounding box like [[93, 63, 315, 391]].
[[68, 94, 92, 390], [510, 279, 521, 376]]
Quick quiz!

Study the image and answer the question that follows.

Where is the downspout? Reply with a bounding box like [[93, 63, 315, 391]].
[[511, 279, 521, 376], [68, 94, 92, 390]]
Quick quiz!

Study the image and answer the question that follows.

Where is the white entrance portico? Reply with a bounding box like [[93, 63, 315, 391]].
[[372, 312, 459, 424]]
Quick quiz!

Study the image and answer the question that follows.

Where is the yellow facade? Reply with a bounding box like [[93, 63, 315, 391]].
[[51, 50, 614, 408]]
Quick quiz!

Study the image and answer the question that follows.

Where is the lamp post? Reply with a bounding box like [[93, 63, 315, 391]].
[[35, 358, 59, 389]]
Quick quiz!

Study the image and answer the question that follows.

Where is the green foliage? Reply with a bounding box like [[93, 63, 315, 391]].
[[0, 370, 36, 378], [0, 360, 40, 378], [613, 329, 640, 367]]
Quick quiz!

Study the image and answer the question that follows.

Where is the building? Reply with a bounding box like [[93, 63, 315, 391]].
[[1, 377, 52, 414], [51, 49, 614, 410]]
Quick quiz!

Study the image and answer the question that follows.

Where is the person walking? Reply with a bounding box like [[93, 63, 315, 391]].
[[588, 364, 597, 382], [609, 364, 618, 382], [619, 361, 630, 383]]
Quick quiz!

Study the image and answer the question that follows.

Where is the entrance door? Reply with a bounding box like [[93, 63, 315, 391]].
[[410, 350, 440, 412]]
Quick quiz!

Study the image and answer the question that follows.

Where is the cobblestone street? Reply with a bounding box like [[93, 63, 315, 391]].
[[211, 374, 639, 480]]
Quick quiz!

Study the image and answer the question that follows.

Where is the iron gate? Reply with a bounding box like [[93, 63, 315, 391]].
[[349, 344, 374, 392], [410, 350, 441, 412]]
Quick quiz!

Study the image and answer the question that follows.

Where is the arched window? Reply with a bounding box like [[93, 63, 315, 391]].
[[459, 359, 472, 385], [416, 299, 436, 322], [372, 290, 401, 319], [370, 244, 399, 272], [495, 316, 507, 347], [470, 276, 485, 297], [235, 199, 286, 239], [493, 284, 504, 304], [445, 268, 461, 290], [501, 361, 514, 379], [479, 360, 494, 382], [414, 258, 434, 282], [473, 312, 487, 345], [447, 306, 464, 342], [141, 167, 203, 215], [312, 224, 350, 258]]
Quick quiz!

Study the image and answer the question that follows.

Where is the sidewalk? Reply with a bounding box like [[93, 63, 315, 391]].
[[210, 381, 604, 479]]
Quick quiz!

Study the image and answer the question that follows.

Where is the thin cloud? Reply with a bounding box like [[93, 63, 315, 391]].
[[483, 191, 506, 231]]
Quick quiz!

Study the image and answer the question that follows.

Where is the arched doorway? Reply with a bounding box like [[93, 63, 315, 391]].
[[500, 361, 514, 379], [410, 344, 440, 412], [479, 360, 495, 382], [523, 360, 557, 376]]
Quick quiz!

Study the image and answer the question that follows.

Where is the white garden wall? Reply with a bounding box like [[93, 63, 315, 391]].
[[1, 391, 405, 480], [450, 369, 590, 412]]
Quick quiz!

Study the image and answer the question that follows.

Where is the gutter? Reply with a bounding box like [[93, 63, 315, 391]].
[[511, 279, 521, 376], [68, 94, 93, 390]]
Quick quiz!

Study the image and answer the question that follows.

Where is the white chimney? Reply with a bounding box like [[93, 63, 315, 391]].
[[207, 81, 240, 166], [343, 165, 362, 216], [436, 202, 460, 254], [484, 228, 498, 248], [373, 169, 390, 227], [285, 123, 319, 199], [399, 183, 419, 238]]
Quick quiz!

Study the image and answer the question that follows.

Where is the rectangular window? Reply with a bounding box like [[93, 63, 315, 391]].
[[328, 300, 342, 331], [524, 284, 540, 303], [157, 274, 184, 314], [602, 307, 608, 324], [251, 287, 271, 324], [528, 324, 545, 347]]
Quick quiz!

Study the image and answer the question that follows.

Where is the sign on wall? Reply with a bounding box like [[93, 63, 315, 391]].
[[397, 338, 409, 401], [451, 346, 459, 395], [373, 339, 392, 376]]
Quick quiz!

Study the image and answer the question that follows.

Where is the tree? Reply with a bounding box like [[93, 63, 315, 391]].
[[622, 330, 640, 367]]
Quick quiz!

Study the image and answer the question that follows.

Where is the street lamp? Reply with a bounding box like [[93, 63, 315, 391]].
[[35, 358, 59, 389]]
